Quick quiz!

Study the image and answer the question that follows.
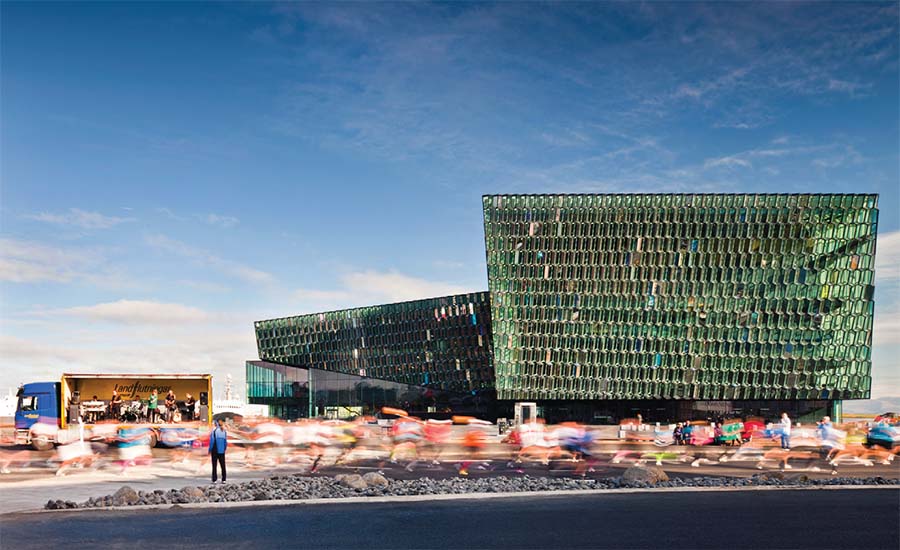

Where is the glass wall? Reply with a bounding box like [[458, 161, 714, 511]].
[[532, 399, 833, 425], [255, 292, 494, 393], [247, 360, 493, 421], [246, 361, 310, 419], [483, 194, 879, 401]]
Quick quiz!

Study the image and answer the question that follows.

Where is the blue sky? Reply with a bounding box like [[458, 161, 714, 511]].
[[1, 2, 898, 408]]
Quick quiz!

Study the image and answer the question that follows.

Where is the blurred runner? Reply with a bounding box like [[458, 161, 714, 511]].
[[116, 425, 153, 474], [390, 416, 423, 472], [458, 426, 487, 476], [423, 419, 452, 466]]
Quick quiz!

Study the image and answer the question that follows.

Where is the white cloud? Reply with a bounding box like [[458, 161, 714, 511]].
[[145, 234, 274, 285], [157, 209, 240, 228], [25, 208, 135, 229], [875, 230, 900, 284], [811, 145, 864, 169], [540, 129, 592, 148], [433, 260, 466, 270], [672, 66, 753, 101], [342, 270, 471, 302], [0, 327, 257, 401], [202, 214, 240, 228], [0, 238, 85, 283], [826, 79, 871, 95], [293, 269, 478, 312], [177, 280, 232, 293], [52, 300, 211, 325], [872, 230, 900, 345], [703, 156, 752, 170], [156, 207, 186, 221], [873, 310, 900, 345], [293, 288, 353, 304], [701, 143, 839, 174], [0, 237, 133, 288]]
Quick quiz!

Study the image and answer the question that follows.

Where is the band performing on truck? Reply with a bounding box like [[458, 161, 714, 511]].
[[15, 373, 213, 450]]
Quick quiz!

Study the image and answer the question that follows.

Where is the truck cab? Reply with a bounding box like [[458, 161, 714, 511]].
[[15, 382, 61, 449]]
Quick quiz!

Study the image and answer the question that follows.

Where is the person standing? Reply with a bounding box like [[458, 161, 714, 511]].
[[208, 419, 228, 483], [109, 391, 123, 421], [164, 390, 177, 423], [148, 390, 159, 423], [779, 412, 792, 449], [673, 422, 684, 445], [184, 394, 196, 421]]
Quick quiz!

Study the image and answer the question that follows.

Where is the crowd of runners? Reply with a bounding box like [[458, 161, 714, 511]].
[[1, 411, 897, 478]]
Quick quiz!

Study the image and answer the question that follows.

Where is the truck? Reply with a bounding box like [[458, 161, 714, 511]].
[[15, 373, 213, 450]]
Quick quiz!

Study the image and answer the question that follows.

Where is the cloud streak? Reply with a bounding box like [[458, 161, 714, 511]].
[[25, 208, 135, 229], [145, 234, 274, 285], [202, 213, 240, 228], [293, 269, 478, 313], [52, 299, 211, 325], [0, 237, 134, 288]]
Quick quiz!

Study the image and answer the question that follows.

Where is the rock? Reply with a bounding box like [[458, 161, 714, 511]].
[[112, 486, 140, 506], [622, 465, 669, 485], [337, 474, 368, 490], [182, 486, 204, 500], [362, 472, 390, 487], [254, 491, 270, 501]]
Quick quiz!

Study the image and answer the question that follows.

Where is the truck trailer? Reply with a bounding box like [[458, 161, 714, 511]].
[[15, 373, 213, 450]]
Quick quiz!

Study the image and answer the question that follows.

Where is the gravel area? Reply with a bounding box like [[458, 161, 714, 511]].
[[43, 466, 900, 510]]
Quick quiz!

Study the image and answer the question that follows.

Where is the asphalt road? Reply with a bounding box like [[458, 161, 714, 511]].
[[2, 489, 897, 549]]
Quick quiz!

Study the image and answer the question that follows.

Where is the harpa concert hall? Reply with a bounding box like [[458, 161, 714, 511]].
[[249, 193, 879, 424]]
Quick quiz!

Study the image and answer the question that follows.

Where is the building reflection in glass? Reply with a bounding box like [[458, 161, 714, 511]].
[[246, 360, 493, 421]]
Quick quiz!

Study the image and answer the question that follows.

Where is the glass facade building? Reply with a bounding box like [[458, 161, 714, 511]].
[[251, 193, 880, 423], [483, 194, 878, 403], [254, 292, 494, 393], [246, 360, 491, 420]]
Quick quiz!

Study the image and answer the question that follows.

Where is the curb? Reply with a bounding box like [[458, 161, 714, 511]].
[[21, 484, 899, 515]]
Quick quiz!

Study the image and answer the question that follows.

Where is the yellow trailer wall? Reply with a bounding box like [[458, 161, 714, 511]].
[[61, 376, 212, 427]]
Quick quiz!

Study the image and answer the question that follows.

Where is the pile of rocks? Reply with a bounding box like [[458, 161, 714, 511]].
[[45, 468, 899, 510]]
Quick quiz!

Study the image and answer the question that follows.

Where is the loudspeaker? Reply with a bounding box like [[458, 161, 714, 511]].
[[199, 405, 209, 421], [199, 392, 208, 406], [72, 391, 81, 404]]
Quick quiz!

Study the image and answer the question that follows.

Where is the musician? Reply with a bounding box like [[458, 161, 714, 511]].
[[184, 393, 196, 421], [164, 390, 177, 423], [85, 395, 100, 422], [109, 390, 123, 420], [133, 395, 144, 422], [148, 390, 159, 423]]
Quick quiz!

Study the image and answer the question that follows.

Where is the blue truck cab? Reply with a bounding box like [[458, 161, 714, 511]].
[[15, 382, 61, 448]]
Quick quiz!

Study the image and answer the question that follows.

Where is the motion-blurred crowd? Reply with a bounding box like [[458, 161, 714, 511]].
[[2, 410, 898, 478]]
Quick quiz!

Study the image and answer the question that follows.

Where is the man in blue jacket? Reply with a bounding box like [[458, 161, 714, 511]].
[[208, 419, 228, 483]]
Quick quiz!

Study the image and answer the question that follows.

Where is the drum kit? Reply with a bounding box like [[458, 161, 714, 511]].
[[121, 401, 145, 422]]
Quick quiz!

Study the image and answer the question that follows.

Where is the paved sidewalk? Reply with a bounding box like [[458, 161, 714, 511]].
[[0, 467, 276, 514]]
